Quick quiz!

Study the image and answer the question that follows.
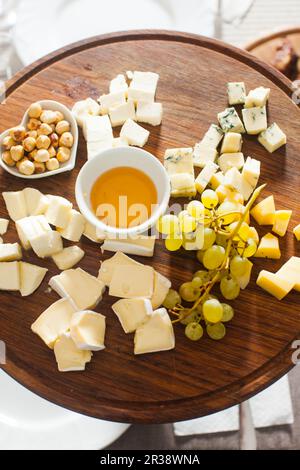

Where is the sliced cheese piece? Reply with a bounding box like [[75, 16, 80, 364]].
[[98, 90, 126, 114], [31, 299, 76, 348], [52, 246, 85, 270], [72, 98, 101, 128], [87, 140, 113, 160], [31, 231, 63, 258], [242, 106, 267, 135], [169, 173, 196, 197], [120, 118, 150, 147], [136, 102, 163, 126], [218, 107, 245, 133], [218, 152, 244, 174], [0, 218, 9, 235], [251, 195, 276, 225], [83, 115, 113, 143], [20, 262, 48, 297], [101, 236, 155, 257], [220, 132, 242, 153], [45, 195, 73, 229], [193, 143, 218, 168], [109, 264, 154, 299], [3, 191, 27, 221], [224, 167, 253, 201], [151, 272, 171, 309], [54, 333, 92, 372], [112, 137, 129, 148], [272, 210, 292, 237], [254, 233, 281, 259], [50, 268, 105, 310], [57, 209, 85, 242], [134, 308, 175, 355], [112, 298, 153, 333], [248, 226, 260, 244], [258, 123, 286, 153], [16, 215, 51, 250], [227, 82, 246, 105], [70, 311, 106, 351], [83, 221, 106, 243], [164, 147, 194, 176], [0, 243, 22, 262], [195, 161, 218, 194], [109, 74, 128, 94], [0, 261, 20, 290], [210, 171, 224, 190], [293, 223, 300, 241], [201, 124, 224, 149], [242, 157, 260, 188], [98, 251, 141, 286], [277, 257, 300, 292], [128, 71, 159, 103], [237, 259, 253, 289], [244, 86, 270, 108], [256, 270, 294, 300], [109, 101, 136, 127], [23, 188, 49, 216]]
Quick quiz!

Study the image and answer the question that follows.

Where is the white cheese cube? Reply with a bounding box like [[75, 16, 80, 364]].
[[112, 137, 129, 148], [70, 311, 106, 351], [98, 251, 141, 286], [0, 243, 22, 262], [31, 298, 76, 348], [109, 101, 136, 127], [218, 152, 245, 174], [136, 102, 163, 126], [54, 333, 92, 372], [210, 171, 224, 190], [220, 132, 242, 154], [49, 268, 105, 311], [109, 264, 154, 299], [227, 82, 246, 105], [20, 262, 48, 297], [0, 261, 20, 291], [195, 161, 219, 193], [57, 209, 85, 242], [72, 98, 101, 128], [193, 143, 218, 168], [109, 74, 128, 94], [3, 191, 27, 221], [31, 231, 63, 258], [52, 246, 85, 271], [164, 148, 194, 176], [83, 221, 106, 243], [120, 119, 150, 147], [23, 188, 49, 216], [201, 124, 224, 149], [45, 196, 73, 229], [169, 173, 196, 197], [128, 71, 159, 103], [151, 272, 171, 309], [242, 157, 261, 188], [98, 91, 126, 114], [0, 218, 9, 235], [224, 167, 254, 200], [134, 308, 175, 355], [87, 140, 113, 160], [112, 298, 153, 333], [244, 86, 270, 108], [83, 115, 113, 143], [258, 122, 287, 153], [16, 215, 51, 250], [101, 236, 156, 257], [242, 106, 267, 135], [218, 108, 245, 133]]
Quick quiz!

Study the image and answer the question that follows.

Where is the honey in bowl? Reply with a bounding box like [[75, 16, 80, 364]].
[[91, 167, 158, 228]]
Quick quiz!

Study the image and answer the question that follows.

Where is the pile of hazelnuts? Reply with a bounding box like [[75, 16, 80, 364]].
[[1, 102, 74, 176]]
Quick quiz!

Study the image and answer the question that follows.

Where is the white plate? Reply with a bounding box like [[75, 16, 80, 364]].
[[14, 0, 215, 66], [0, 370, 129, 450]]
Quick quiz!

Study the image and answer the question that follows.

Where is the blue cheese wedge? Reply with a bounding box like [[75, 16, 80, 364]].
[[134, 308, 175, 355], [242, 106, 267, 135], [0, 261, 20, 291], [242, 157, 261, 188], [169, 173, 196, 197], [31, 298, 76, 348], [220, 132, 242, 154], [52, 246, 85, 271], [193, 143, 218, 168], [101, 236, 156, 257], [0, 243, 22, 262], [0, 218, 9, 235], [20, 262, 48, 297], [112, 298, 153, 333], [136, 102, 163, 126], [164, 148, 196, 196], [227, 82, 246, 105], [218, 152, 245, 174], [258, 122, 287, 153], [109, 101, 136, 127], [72, 98, 101, 128], [70, 311, 106, 351], [195, 161, 218, 193], [120, 118, 150, 147], [3, 191, 27, 221], [244, 86, 270, 108], [54, 333, 92, 372], [109, 264, 154, 299], [218, 108, 245, 133], [57, 209, 85, 242], [201, 124, 224, 149]]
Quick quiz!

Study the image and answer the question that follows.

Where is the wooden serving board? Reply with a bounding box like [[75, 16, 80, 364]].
[[1, 31, 300, 424]]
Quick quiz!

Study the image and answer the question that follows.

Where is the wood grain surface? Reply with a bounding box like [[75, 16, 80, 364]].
[[0, 30, 300, 424]]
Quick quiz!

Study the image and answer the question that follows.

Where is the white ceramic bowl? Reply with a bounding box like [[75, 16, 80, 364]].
[[0, 100, 78, 179], [75, 147, 170, 237]]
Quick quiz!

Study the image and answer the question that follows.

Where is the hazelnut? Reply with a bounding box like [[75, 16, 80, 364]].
[[29, 149, 38, 160], [59, 132, 74, 148], [57, 146, 71, 163], [23, 136, 36, 152], [27, 118, 41, 131], [19, 159, 35, 176], [55, 111, 64, 123], [50, 132, 59, 147], [28, 102, 43, 119], [46, 158, 60, 171], [40, 110, 57, 124], [16, 157, 29, 169], [34, 162, 46, 174], [35, 149, 50, 163], [11, 145, 25, 162], [48, 145, 57, 158], [36, 135, 51, 150], [2, 151, 15, 167], [26, 130, 38, 139], [9, 126, 26, 142], [2, 135, 15, 150], [38, 123, 53, 136], [56, 120, 70, 135]]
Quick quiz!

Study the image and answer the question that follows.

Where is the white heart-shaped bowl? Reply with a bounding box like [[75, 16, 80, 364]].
[[0, 100, 78, 179]]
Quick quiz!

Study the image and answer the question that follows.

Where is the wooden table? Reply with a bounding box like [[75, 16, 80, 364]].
[[0, 31, 300, 424]]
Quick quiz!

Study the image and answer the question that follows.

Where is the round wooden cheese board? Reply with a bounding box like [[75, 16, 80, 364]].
[[0, 30, 300, 424]]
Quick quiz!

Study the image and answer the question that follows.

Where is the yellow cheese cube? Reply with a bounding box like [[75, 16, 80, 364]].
[[210, 172, 224, 190], [250, 195, 276, 225], [254, 233, 281, 259], [220, 132, 242, 153], [256, 270, 294, 300], [293, 223, 300, 241], [272, 210, 292, 237], [277, 257, 300, 292]]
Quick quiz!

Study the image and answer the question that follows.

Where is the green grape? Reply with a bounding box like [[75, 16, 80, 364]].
[[180, 214, 197, 234], [243, 238, 257, 258], [203, 298, 224, 324], [180, 309, 202, 325], [229, 221, 250, 241], [203, 245, 226, 270], [230, 255, 248, 277], [156, 214, 179, 235], [215, 232, 229, 248], [221, 303, 234, 322], [202, 227, 216, 250], [201, 189, 219, 208], [207, 323, 226, 340], [185, 322, 204, 341], [163, 289, 181, 310], [165, 233, 183, 251], [220, 275, 240, 300], [194, 270, 211, 284], [217, 201, 241, 225], [196, 250, 205, 264], [187, 200, 204, 220], [179, 282, 201, 302], [191, 276, 203, 288]]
